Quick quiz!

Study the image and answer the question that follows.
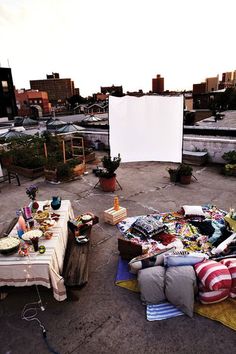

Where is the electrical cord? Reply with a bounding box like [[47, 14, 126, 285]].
[[21, 285, 60, 354]]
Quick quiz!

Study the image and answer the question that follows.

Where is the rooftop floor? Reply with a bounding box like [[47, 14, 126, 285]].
[[0, 158, 235, 354]]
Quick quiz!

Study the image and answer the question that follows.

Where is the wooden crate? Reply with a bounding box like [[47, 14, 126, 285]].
[[104, 207, 127, 225]]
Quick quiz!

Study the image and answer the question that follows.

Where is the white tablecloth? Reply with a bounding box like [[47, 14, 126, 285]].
[[0, 200, 74, 301]]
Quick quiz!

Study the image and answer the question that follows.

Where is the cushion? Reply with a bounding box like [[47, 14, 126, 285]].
[[194, 260, 232, 291], [138, 266, 166, 304], [198, 288, 230, 304], [220, 258, 236, 287], [182, 205, 205, 217], [131, 216, 167, 238], [165, 266, 197, 317], [129, 247, 176, 274], [230, 287, 236, 298], [164, 252, 207, 267]]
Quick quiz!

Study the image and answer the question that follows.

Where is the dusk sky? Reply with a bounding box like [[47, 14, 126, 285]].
[[0, 0, 235, 97]]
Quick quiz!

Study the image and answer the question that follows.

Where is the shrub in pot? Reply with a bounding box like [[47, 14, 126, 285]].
[[96, 154, 121, 192], [178, 164, 193, 185]]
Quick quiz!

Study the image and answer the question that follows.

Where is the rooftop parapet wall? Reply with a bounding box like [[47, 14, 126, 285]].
[[183, 136, 236, 164]]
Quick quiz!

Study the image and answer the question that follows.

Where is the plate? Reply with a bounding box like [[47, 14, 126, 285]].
[[22, 229, 43, 241]]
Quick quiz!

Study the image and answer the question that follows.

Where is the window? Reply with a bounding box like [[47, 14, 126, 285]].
[[2, 81, 8, 93]]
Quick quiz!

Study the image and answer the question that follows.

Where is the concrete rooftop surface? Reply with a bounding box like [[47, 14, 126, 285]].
[[0, 158, 236, 354]]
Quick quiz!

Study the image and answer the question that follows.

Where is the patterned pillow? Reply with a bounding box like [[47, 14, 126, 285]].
[[229, 287, 236, 298], [220, 258, 236, 287], [131, 216, 167, 238], [198, 288, 230, 304], [194, 260, 232, 291]]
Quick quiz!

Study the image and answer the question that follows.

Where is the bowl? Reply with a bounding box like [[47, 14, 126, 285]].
[[33, 210, 50, 223], [0, 236, 20, 255], [22, 229, 43, 241]]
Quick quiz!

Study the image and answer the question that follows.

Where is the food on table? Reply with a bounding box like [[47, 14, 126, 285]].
[[44, 231, 53, 240], [33, 210, 50, 222], [22, 229, 43, 241], [81, 214, 93, 222], [0, 236, 20, 251]]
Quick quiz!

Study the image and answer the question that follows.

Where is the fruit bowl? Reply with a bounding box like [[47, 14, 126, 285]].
[[33, 210, 50, 223]]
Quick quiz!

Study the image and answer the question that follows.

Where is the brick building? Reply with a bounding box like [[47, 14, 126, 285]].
[[152, 74, 164, 94], [15, 89, 51, 117], [30, 73, 75, 105]]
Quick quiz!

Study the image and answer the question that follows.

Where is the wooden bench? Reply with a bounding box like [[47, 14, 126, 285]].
[[182, 150, 208, 166], [63, 216, 99, 300], [0, 171, 20, 187]]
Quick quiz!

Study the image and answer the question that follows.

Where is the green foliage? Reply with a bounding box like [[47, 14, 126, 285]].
[[57, 162, 72, 180], [177, 163, 193, 176], [222, 150, 236, 164], [97, 154, 121, 178]]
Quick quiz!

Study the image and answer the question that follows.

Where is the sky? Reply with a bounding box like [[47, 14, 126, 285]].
[[0, 0, 236, 97]]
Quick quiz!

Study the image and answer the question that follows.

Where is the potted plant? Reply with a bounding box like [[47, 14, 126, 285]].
[[222, 150, 236, 176], [167, 167, 179, 183], [178, 164, 193, 185], [97, 154, 121, 192]]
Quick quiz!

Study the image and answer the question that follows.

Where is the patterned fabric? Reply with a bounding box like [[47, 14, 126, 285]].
[[131, 216, 167, 238], [146, 302, 184, 321], [198, 288, 230, 304], [194, 260, 232, 291], [117, 205, 229, 257], [220, 258, 236, 287]]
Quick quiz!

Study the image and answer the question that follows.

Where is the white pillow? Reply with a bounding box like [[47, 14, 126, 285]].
[[182, 205, 205, 217]]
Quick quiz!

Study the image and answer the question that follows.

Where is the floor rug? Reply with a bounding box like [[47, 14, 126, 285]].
[[115, 257, 139, 292], [115, 257, 236, 330], [194, 298, 236, 331], [147, 302, 184, 321]]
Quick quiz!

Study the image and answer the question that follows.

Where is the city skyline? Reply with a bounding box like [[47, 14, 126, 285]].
[[1, 0, 236, 97]]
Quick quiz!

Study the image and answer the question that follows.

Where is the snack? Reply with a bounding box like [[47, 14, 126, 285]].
[[44, 231, 53, 240], [34, 210, 50, 223], [22, 229, 43, 241], [0, 236, 20, 251]]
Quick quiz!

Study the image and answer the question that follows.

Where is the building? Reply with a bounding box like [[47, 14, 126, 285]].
[[206, 76, 219, 92], [152, 74, 164, 94], [192, 82, 206, 95], [30, 73, 75, 106], [0, 67, 17, 120], [218, 72, 235, 89], [100, 85, 123, 96], [15, 89, 51, 117]]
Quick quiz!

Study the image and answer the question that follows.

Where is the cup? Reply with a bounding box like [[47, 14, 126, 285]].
[[30, 237, 39, 252]]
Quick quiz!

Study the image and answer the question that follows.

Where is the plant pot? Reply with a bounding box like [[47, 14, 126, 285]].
[[99, 176, 116, 192], [168, 171, 179, 183], [180, 174, 192, 185]]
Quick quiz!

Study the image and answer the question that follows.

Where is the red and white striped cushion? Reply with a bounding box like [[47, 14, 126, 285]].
[[198, 288, 230, 304], [229, 287, 236, 298], [220, 258, 236, 287], [194, 260, 232, 291]]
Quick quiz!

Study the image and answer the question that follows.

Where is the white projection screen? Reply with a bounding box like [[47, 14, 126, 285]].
[[109, 95, 184, 163]]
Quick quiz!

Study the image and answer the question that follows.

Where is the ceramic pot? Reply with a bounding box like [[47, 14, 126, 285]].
[[99, 176, 116, 192], [51, 196, 61, 210], [180, 175, 192, 185]]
